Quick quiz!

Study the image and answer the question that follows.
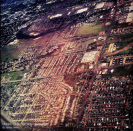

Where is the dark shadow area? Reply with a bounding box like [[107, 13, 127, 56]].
[[16, 30, 35, 39], [16, 20, 76, 41]]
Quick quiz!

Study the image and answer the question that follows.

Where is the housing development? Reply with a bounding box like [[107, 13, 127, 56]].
[[1, 0, 133, 131]]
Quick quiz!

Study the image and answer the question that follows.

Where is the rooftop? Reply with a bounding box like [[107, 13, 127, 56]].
[[81, 51, 100, 63], [95, 2, 105, 9], [126, 12, 133, 22], [50, 14, 62, 19], [76, 7, 88, 14]]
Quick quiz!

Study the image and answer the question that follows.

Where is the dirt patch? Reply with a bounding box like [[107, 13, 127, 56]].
[[64, 73, 82, 93], [52, 44, 64, 55]]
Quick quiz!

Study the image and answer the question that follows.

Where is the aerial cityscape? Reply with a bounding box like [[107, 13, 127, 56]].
[[1, 0, 133, 131]]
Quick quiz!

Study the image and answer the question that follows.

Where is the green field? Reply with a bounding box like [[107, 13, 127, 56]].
[[76, 21, 107, 37], [117, 47, 133, 54], [1, 71, 22, 80], [1, 69, 30, 81], [117, 35, 133, 49], [114, 35, 133, 55], [1, 40, 30, 62], [11, 81, 19, 85]]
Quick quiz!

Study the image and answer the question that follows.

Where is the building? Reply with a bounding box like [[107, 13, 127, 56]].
[[126, 12, 133, 23], [94, 2, 105, 9], [108, 43, 115, 53], [81, 51, 100, 64]]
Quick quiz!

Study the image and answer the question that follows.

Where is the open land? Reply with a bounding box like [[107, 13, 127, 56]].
[[1, 0, 133, 131], [76, 23, 104, 37]]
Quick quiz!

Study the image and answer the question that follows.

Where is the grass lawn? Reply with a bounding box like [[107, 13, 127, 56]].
[[117, 36, 133, 50], [1, 69, 31, 81], [76, 22, 106, 37], [1, 71, 22, 80], [117, 46, 133, 54], [11, 81, 19, 85]]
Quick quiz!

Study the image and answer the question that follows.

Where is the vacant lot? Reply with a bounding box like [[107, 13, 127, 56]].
[[64, 73, 82, 93]]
